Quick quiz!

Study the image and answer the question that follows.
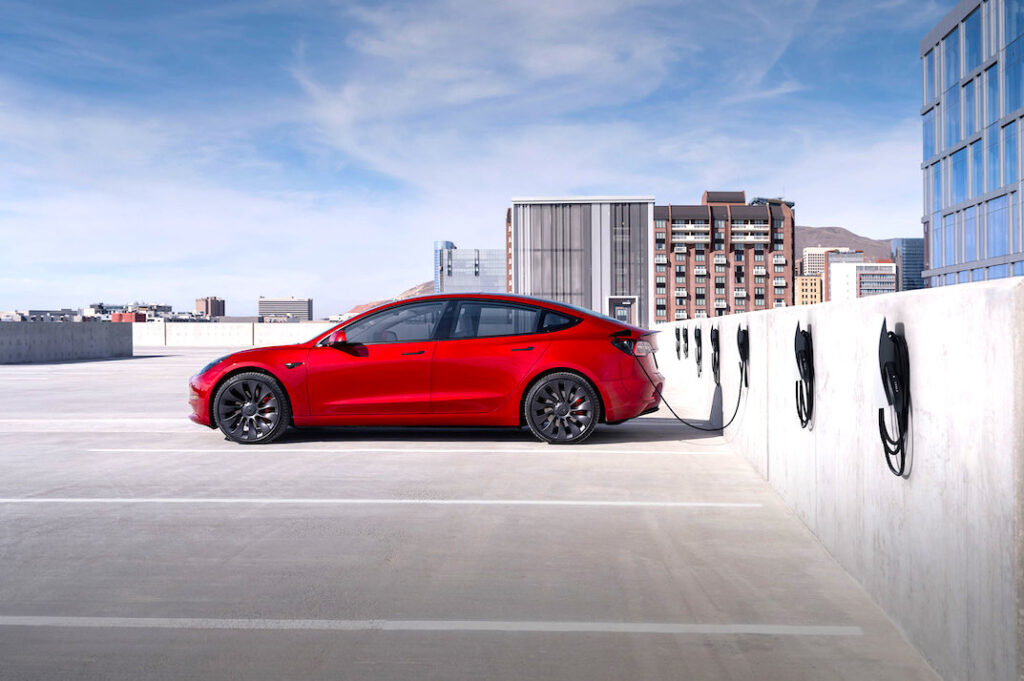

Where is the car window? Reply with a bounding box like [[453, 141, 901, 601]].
[[451, 302, 541, 339], [540, 310, 576, 332], [343, 302, 446, 344]]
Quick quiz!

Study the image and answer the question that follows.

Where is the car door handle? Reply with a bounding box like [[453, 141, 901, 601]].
[[511, 346, 535, 352], [402, 350, 425, 355]]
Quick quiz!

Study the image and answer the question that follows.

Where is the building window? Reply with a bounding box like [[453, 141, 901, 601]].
[[987, 195, 1010, 257], [964, 204, 977, 261], [922, 108, 936, 160], [943, 26, 960, 91], [656, 275, 666, 284], [754, 251, 764, 262], [695, 251, 705, 262], [945, 83, 961, 148], [971, 140, 984, 197], [695, 276, 706, 284], [714, 264, 725, 273], [1007, 34, 1024, 114], [964, 80, 976, 137], [675, 275, 685, 283], [675, 297, 685, 306], [754, 276, 765, 284], [1005, 120, 1018, 185], [695, 287, 705, 296], [656, 265, 666, 273], [774, 287, 786, 296], [754, 287, 765, 296], [964, 9, 981, 72], [951, 147, 968, 205], [987, 125, 1000, 192], [655, 219, 667, 229], [1008, 0, 1024, 46], [714, 219, 725, 229], [986, 63, 999, 126], [924, 49, 935, 103], [675, 265, 685, 274]]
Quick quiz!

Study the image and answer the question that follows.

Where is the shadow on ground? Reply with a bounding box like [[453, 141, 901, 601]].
[[269, 415, 721, 446]]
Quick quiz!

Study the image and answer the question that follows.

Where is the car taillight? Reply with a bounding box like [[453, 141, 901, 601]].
[[611, 336, 654, 356]]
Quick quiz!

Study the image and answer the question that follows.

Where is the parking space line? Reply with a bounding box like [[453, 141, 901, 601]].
[[0, 615, 861, 636], [87, 447, 727, 456], [0, 498, 761, 508]]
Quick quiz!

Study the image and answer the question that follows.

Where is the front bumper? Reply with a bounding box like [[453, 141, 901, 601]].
[[188, 375, 215, 428]]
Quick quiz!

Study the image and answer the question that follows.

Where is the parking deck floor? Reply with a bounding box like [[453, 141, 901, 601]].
[[0, 348, 939, 680]]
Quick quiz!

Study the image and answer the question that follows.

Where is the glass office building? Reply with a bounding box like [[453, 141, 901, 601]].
[[890, 238, 926, 291], [921, 0, 1024, 285], [433, 241, 506, 294]]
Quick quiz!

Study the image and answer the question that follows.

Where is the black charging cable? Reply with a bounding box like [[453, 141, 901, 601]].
[[877, 331, 910, 476], [794, 325, 814, 429], [631, 349, 746, 432], [796, 376, 813, 429]]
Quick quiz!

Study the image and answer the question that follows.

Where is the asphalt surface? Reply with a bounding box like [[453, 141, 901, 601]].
[[0, 348, 939, 681]]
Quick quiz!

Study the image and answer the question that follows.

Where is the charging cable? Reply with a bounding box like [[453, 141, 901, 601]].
[[632, 350, 746, 432]]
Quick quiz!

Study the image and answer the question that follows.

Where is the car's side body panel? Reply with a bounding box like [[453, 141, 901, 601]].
[[189, 293, 664, 433]]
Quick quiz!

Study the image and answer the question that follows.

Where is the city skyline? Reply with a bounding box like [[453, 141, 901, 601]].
[[1, 0, 949, 315]]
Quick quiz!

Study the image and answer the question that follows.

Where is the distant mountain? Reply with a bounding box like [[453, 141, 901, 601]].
[[346, 280, 435, 316], [795, 226, 895, 264]]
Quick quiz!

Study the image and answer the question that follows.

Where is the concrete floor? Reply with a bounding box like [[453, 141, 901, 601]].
[[0, 348, 940, 681]]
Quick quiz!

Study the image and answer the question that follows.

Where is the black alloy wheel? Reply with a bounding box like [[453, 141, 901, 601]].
[[213, 372, 290, 444], [524, 372, 600, 444]]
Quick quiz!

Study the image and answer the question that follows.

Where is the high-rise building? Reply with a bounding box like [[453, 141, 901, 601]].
[[257, 296, 313, 321], [802, 247, 851, 277], [795, 275, 823, 305], [829, 262, 898, 302], [890, 238, 927, 291], [433, 241, 506, 294], [507, 197, 654, 326], [651, 192, 795, 321], [921, 1, 1024, 285], [195, 296, 225, 318], [823, 250, 864, 300]]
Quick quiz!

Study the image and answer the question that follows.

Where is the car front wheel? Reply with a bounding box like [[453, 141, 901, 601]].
[[524, 372, 600, 444], [213, 372, 290, 444]]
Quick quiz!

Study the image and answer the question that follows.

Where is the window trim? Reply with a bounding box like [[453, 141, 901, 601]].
[[323, 299, 453, 346], [438, 300, 581, 341]]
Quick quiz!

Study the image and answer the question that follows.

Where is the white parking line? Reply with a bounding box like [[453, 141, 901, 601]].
[[0, 615, 861, 636], [87, 447, 727, 456], [0, 498, 761, 509]]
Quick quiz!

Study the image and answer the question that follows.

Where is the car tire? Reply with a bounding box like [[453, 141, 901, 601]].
[[213, 372, 291, 444], [523, 372, 601, 444]]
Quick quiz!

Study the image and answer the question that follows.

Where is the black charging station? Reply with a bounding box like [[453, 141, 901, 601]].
[[674, 327, 681, 360], [694, 327, 702, 377], [794, 323, 814, 428], [877, 320, 911, 477], [681, 327, 689, 359], [710, 327, 720, 385], [736, 326, 749, 388]]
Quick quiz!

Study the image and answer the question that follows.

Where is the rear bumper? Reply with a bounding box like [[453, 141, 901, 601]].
[[602, 369, 664, 423]]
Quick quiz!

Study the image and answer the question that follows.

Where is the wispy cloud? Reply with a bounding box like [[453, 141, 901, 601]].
[[0, 0, 939, 314]]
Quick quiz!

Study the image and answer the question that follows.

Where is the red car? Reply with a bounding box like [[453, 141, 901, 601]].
[[188, 294, 663, 445]]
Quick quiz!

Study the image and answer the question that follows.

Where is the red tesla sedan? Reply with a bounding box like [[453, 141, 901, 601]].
[[188, 294, 663, 445]]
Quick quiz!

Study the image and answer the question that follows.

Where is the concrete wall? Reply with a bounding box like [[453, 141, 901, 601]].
[[655, 278, 1024, 681], [133, 322, 333, 347], [0, 322, 133, 364]]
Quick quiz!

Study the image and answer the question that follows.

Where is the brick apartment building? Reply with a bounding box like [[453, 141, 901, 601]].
[[652, 191, 795, 321]]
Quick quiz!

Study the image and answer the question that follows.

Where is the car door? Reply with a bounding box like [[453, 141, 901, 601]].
[[430, 301, 573, 414], [306, 300, 448, 416]]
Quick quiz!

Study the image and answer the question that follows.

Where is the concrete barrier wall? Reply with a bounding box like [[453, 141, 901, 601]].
[[655, 278, 1024, 681], [0, 322, 133, 364], [133, 322, 334, 347]]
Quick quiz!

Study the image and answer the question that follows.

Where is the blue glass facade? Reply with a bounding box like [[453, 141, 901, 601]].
[[891, 238, 926, 291], [923, 1, 1024, 284]]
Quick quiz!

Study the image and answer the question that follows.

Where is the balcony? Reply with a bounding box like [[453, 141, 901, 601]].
[[753, 266, 767, 276], [732, 221, 770, 232], [673, 310, 687, 320], [693, 266, 707, 276], [673, 245, 687, 254], [655, 255, 667, 264], [714, 254, 728, 265], [773, 301, 787, 308], [731, 234, 771, 244], [773, 255, 787, 264], [674, 288, 687, 297], [714, 299, 728, 309], [733, 289, 747, 298], [774, 278, 787, 287], [671, 221, 709, 231], [672, 233, 712, 244]]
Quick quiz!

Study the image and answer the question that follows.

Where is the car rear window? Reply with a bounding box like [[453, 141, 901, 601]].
[[451, 302, 541, 339]]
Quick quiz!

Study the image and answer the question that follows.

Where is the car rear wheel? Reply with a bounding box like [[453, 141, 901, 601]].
[[213, 372, 290, 444], [524, 372, 600, 444]]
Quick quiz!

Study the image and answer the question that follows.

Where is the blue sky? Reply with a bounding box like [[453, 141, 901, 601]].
[[0, 0, 949, 315]]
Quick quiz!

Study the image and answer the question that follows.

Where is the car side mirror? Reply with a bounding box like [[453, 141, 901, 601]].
[[327, 329, 348, 347]]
